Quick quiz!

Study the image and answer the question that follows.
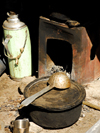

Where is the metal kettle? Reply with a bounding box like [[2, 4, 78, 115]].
[[2, 11, 32, 81]]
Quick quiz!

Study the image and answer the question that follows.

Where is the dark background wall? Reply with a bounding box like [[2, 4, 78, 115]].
[[0, 0, 100, 75], [1, 0, 100, 38]]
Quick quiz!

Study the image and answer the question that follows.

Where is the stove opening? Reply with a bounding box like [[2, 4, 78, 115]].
[[47, 39, 73, 75]]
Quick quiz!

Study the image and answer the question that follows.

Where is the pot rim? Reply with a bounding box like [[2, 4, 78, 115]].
[[24, 76, 86, 111]]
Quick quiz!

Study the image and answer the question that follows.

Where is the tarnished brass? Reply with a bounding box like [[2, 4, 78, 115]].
[[48, 71, 71, 89]]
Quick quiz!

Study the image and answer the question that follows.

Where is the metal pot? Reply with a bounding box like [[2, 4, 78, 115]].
[[24, 76, 86, 129]]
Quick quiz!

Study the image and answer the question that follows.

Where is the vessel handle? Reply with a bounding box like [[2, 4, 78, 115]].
[[2, 30, 28, 65], [2, 34, 13, 57], [10, 120, 14, 128]]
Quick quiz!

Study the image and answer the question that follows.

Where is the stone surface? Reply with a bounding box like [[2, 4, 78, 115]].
[[0, 120, 5, 133], [0, 73, 100, 133]]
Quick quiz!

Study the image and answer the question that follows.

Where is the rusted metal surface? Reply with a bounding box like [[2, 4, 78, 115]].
[[38, 16, 100, 84]]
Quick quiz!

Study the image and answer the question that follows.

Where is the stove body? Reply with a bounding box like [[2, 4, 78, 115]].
[[38, 16, 100, 84]]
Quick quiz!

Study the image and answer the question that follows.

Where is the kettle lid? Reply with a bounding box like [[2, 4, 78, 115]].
[[3, 11, 25, 30]]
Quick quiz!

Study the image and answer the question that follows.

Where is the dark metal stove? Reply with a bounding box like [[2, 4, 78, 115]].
[[38, 16, 100, 84]]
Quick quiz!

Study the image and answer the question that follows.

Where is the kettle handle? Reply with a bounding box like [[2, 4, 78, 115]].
[[2, 34, 13, 57], [2, 30, 27, 65]]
